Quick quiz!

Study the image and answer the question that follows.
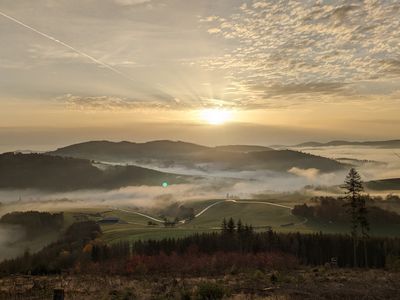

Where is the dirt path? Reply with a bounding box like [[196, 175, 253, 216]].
[[111, 207, 165, 223]]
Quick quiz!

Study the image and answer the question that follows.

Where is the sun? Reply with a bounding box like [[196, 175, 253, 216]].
[[199, 108, 232, 125]]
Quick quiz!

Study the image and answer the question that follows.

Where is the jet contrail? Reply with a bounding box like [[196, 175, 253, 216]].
[[0, 10, 136, 83]]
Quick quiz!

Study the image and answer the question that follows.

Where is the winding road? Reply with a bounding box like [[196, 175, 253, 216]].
[[111, 207, 165, 223]]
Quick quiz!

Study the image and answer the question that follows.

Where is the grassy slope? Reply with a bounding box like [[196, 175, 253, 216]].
[[97, 200, 318, 242], [188, 201, 299, 228]]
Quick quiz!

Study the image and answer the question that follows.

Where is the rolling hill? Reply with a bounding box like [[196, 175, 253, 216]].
[[0, 152, 187, 191], [50, 140, 345, 173], [50, 140, 208, 160]]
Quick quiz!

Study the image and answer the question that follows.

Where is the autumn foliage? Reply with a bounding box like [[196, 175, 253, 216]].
[[118, 251, 297, 276]]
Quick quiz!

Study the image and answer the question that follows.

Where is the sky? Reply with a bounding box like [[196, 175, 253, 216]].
[[0, 0, 400, 151]]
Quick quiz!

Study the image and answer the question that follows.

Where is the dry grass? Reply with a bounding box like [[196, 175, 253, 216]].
[[1, 268, 399, 299]]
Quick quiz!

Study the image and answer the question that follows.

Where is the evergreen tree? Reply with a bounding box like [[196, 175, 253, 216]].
[[358, 195, 370, 267], [237, 219, 243, 233], [227, 217, 235, 233], [343, 168, 364, 267], [221, 218, 228, 234]]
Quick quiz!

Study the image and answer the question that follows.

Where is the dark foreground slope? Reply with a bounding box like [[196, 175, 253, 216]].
[[0, 152, 187, 191], [50, 140, 345, 172]]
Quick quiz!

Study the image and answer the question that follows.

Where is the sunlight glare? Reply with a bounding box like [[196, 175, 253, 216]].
[[199, 108, 232, 125]]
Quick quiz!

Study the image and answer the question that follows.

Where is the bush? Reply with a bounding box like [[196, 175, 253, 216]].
[[196, 282, 226, 300], [270, 273, 278, 284], [386, 255, 400, 271], [108, 288, 137, 300], [179, 288, 192, 300], [252, 269, 265, 280]]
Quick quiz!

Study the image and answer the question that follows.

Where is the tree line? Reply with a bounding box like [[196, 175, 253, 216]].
[[2, 219, 400, 276], [0, 211, 64, 237]]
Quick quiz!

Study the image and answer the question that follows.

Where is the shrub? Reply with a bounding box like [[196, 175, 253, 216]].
[[386, 255, 400, 271], [196, 282, 226, 300], [179, 288, 192, 300]]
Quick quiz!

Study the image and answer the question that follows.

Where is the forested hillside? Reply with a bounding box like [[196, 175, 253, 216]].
[[0, 152, 187, 190]]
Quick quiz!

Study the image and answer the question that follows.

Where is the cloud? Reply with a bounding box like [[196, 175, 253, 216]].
[[198, 0, 400, 107], [0, 58, 31, 70], [207, 28, 221, 34], [56, 94, 182, 111], [28, 44, 81, 61], [113, 0, 151, 6], [27, 45, 137, 68], [263, 82, 348, 96], [383, 59, 400, 75], [58, 94, 136, 110], [2, 0, 400, 112]]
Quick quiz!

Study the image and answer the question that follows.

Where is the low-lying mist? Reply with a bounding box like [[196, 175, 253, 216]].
[[1, 145, 399, 215], [1, 145, 399, 222], [293, 146, 400, 181], [0, 168, 346, 214], [0, 225, 26, 261]]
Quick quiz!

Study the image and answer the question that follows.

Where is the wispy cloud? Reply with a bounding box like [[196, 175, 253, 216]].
[[28, 44, 81, 61], [56, 94, 182, 111]]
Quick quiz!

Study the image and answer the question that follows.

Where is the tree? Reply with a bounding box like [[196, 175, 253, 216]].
[[227, 217, 235, 234], [358, 195, 370, 268], [343, 168, 366, 267], [221, 218, 228, 234], [237, 219, 243, 233]]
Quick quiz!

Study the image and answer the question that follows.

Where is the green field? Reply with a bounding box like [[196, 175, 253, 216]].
[[190, 201, 300, 228], [61, 199, 304, 243]]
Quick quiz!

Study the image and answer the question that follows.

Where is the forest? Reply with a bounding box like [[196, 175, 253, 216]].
[[0, 152, 186, 190]]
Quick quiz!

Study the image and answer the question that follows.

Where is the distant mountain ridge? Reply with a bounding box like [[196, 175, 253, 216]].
[[289, 139, 400, 148], [50, 140, 345, 173]]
